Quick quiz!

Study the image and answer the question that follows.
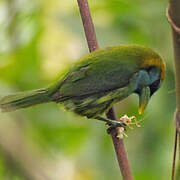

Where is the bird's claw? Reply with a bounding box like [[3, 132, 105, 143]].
[[105, 121, 126, 128], [107, 115, 141, 139], [106, 120, 126, 134]]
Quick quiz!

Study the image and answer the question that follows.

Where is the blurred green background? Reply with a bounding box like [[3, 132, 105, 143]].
[[0, 0, 175, 179]]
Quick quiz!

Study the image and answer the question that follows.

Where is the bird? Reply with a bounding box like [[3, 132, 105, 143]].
[[0, 45, 165, 128]]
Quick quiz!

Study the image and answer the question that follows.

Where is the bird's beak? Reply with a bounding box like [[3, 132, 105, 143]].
[[138, 87, 150, 115]]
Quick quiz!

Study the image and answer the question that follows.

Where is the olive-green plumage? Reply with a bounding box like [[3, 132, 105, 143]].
[[0, 45, 165, 124]]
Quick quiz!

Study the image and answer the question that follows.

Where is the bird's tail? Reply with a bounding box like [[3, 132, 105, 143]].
[[0, 88, 53, 112]]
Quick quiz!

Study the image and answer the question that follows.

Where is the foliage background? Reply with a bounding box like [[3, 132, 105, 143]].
[[0, 0, 175, 179]]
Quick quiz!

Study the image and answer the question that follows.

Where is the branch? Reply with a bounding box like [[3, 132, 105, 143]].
[[77, 0, 98, 52], [167, 2, 180, 117], [77, 0, 133, 179], [166, 1, 180, 179]]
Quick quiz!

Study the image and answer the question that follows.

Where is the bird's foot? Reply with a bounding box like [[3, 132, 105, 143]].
[[108, 115, 141, 139], [95, 116, 126, 128], [94, 116, 126, 138], [95, 115, 141, 139]]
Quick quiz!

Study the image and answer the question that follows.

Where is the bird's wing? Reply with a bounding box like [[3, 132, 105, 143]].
[[58, 58, 138, 97]]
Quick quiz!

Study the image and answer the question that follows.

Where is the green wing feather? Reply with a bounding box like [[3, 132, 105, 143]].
[[61, 72, 139, 118], [58, 45, 159, 97]]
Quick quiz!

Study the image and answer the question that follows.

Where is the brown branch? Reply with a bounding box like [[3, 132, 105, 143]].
[[77, 0, 133, 179], [106, 108, 133, 180], [172, 129, 178, 180], [77, 0, 98, 52], [166, 1, 180, 179], [167, 2, 180, 113], [166, 5, 180, 34]]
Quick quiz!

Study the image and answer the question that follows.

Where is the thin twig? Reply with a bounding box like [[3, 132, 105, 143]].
[[166, 4, 180, 34], [172, 129, 178, 180], [77, 0, 133, 179]]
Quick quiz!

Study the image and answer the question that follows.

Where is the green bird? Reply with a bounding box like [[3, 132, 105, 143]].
[[0, 45, 165, 127]]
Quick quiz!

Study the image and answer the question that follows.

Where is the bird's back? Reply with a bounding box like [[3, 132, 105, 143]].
[[58, 45, 164, 98]]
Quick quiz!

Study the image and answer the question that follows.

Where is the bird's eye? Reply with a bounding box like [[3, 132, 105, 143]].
[[150, 79, 160, 96]]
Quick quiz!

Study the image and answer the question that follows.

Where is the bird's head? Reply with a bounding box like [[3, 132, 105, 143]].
[[133, 49, 165, 114]]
